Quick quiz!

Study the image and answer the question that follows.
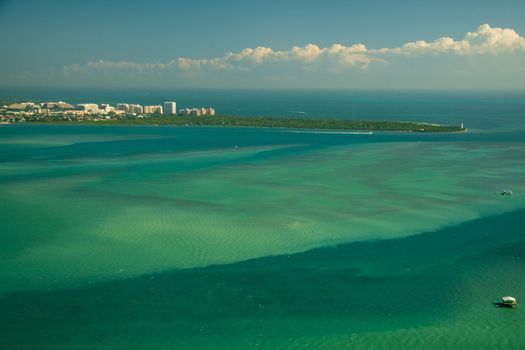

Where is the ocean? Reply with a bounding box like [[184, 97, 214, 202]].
[[1, 89, 525, 349]]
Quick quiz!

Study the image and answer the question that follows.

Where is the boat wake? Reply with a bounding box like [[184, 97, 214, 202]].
[[284, 130, 374, 135]]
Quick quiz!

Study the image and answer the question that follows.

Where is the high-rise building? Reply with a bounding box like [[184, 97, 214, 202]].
[[100, 104, 115, 113], [43, 101, 74, 109], [164, 101, 177, 115], [143, 105, 163, 114], [117, 103, 129, 112], [77, 103, 99, 113], [129, 104, 143, 114]]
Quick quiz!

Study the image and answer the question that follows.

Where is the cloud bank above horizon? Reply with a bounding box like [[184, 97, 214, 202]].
[[65, 24, 525, 76]]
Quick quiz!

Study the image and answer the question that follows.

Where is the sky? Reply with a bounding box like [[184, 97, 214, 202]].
[[0, 0, 525, 89]]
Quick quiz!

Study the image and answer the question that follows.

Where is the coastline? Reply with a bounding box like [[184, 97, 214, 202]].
[[3, 123, 469, 137], [5, 117, 467, 133]]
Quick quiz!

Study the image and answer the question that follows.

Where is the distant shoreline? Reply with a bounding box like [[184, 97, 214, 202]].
[[7, 115, 466, 133]]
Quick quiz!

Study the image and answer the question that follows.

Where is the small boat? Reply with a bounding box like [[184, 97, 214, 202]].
[[498, 296, 517, 308]]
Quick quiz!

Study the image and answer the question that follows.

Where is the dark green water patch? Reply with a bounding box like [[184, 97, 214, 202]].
[[221, 208, 525, 276], [2, 209, 525, 349], [0, 195, 70, 257]]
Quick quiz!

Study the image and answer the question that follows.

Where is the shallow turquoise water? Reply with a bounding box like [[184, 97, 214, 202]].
[[1, 96, 525, 349], [2, 209, 525, 349]]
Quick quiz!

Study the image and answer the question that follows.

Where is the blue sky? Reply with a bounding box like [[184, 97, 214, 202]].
[[1, 0, 525, 89]]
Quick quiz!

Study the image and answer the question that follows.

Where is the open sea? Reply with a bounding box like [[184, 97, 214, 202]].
[[1, 89, 525, 349]]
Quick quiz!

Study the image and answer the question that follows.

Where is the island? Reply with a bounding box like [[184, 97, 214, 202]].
[[0, 100, 466, 132], [5, 115, 465, 132]]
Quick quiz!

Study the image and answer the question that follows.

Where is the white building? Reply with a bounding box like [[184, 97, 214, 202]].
[[8, 102, 37, 110], [117, 103, 129, 111], [179, 108, 195, 116], [100, 104, 115, 113], [143, 105, 163, 114], [178, 107, 216, 116], [43, 101, 74, 109], [129, 104, 143, 114], [77, 103, 99, 113], [164, 101, 177, 115], [117, 103, 143, 114]]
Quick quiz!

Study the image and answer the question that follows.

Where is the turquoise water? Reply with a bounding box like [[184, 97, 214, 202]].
[[3, 210, 525, 349], [1, 90, 525, 349]]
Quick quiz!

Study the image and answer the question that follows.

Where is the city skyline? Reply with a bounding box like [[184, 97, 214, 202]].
[[1, 0, 525, 89]]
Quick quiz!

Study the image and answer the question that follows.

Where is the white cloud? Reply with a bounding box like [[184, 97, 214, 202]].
[[227, 46, 276, 63], [176, 43, 380, 69], [374, 24, 525, 56], [466, 24, 525, 53], [62, 24, 525, 75]]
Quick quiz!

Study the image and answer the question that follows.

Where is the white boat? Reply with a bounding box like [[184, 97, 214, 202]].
[[500, 296, 517, 308]]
